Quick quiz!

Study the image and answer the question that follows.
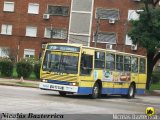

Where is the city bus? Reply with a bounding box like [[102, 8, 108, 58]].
[[39, 43, 147, 99]]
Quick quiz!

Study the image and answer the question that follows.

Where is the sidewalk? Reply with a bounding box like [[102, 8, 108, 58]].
[[0, 77, 39, 88], [153, 90, 160, 94]]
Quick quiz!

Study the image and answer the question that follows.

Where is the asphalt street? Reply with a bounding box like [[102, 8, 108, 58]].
[[0, 85, 159, 115]]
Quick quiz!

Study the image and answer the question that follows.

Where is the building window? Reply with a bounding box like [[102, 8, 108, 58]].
[[72, 0, 92, 12], [96, 8, 119, 20], [3, 2, 15, 12], [94, 32, 116, 44], [125, 35, 132, 45], [26, 26, 37, 37], [44, 27, 67, 39], [24, 49, 35, 58], [28, 3, 39, 14], [128, 10, 143, 21], [47, 5, 69, 16], [1, 24, 12, 35], [0, 47, 9, 57]]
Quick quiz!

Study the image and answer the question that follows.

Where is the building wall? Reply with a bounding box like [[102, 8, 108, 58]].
[[0, 0, 146, 61], [91, 0, 145, 55]]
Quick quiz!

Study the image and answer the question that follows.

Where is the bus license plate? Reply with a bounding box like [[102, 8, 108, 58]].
[[50, 84, 64, 91]]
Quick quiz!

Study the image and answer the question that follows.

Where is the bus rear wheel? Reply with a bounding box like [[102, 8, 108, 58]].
[[127, 84, 135, 99], [59, 91, 67, 96], [91, 83, 100, 99]]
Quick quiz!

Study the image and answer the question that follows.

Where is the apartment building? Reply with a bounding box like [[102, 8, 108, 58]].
[[0, 0, 145, 61]]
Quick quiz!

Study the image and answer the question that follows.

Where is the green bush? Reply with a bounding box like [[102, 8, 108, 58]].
[[1, 60, 13, 77], [34, 62, 41, 79], [20, 57, 36, 65], [16, 60, 33, 78]]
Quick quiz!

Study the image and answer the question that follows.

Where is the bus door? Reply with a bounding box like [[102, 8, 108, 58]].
[[138, 58, 147, 93], [79, 49, 94, 88]]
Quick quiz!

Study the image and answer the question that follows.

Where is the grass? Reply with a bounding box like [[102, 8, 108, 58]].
[[150, 82, 160, 91], [15, 81, 38, 88]]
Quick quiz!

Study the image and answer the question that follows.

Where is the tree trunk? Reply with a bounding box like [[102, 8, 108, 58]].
[[146, 53, 154, 90]]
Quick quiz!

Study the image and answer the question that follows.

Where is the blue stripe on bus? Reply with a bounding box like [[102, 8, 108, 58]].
[[78, 87, 92, 94], [78, 87, 145, 95], [136, 89, 145, 94], [102, 88, 128, 94], [47, 80, 70, 85]]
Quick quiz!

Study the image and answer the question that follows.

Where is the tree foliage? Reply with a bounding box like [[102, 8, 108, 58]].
[[128, 0, 160, 90]]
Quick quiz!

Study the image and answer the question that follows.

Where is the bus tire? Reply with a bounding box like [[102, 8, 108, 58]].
[[127, 84, 135, 99], [59, 91, 67, 96], [91, 82, 100, 99]]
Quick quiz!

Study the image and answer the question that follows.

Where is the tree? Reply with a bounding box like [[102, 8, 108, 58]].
[[128, 0, 160, 90]]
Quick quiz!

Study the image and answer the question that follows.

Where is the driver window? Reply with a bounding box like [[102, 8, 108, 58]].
[[80, 54, 93, 75]]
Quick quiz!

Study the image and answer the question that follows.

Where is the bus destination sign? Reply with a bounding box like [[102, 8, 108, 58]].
[[47, 45, 80, 52]]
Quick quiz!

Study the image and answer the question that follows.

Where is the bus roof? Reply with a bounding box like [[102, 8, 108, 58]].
[[47, 43, 146, 58]]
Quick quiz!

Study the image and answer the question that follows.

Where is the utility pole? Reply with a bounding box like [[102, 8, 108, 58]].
[[50, 24, 53, 40], [94, 16, 100, 47]]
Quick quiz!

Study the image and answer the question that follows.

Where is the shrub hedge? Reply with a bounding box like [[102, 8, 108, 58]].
[[16, 60, 33, 78], [0, 59, 13, 77], [34, 62, 41, 79]]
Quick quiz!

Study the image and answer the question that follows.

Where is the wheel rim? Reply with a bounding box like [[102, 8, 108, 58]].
[[129, 86, 134, 97], [93, 86, 98, 97]]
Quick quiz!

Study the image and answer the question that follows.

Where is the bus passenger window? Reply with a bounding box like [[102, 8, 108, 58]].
[[80, 54, 93, 75], [116, 55, 123, 71], [95, 51, 105, 69], [106, 53, 115, 70], [139, 58, 146, 73], [131, 57, 138, 73], [124, 56, 131, 71]]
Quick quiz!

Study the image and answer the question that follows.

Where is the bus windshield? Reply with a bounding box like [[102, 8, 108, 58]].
[[42, 51, 79, 74]]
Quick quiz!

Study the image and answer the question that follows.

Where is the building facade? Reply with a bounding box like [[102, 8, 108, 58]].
[[0, 0, 146, 61]]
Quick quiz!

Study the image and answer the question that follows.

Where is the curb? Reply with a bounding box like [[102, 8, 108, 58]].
[[0, 83, 39, 88]]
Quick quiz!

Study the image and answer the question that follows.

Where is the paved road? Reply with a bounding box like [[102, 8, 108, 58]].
[[0, 85, 159, 114]]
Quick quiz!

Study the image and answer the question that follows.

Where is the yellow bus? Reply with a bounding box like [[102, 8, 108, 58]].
[[39, 43, 147, 99]]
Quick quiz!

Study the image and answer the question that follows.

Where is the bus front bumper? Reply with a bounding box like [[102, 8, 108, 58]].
[[39, 82, 78, 93]]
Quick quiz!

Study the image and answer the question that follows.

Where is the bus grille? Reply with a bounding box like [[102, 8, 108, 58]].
[[41, 73, 77, 82]]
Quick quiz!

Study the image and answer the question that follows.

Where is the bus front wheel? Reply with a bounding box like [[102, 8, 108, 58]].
[[127, 84, 135, 99], [59, 91, 67, 96], [91, 83, 100, 99]]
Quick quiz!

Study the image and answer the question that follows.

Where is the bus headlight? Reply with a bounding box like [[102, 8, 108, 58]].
[[42, 79, 47, 83], [70, 82, 78, 86]]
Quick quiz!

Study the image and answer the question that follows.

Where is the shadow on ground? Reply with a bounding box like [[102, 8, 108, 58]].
[[40, 93, 139, 100]]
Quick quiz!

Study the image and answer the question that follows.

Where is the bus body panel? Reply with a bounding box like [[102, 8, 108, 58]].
[[39, 43, 147, 96]]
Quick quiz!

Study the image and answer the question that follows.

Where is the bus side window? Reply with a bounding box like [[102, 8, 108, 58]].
[[106, 53, 115, 70], [124, 56, 131, 72], [131, 57, 138, 73], [116, 55, 123, 71], [80, 54, 93, 75], [94, 51, 105, 69], [139, 58, 146, 73]]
